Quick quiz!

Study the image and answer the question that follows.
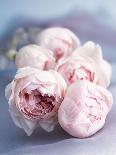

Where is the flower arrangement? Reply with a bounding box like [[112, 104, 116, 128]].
[[5, 27, 113, 138]]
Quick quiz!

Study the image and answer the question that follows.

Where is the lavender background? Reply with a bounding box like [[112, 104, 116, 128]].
[[0, 0, 116, 155]]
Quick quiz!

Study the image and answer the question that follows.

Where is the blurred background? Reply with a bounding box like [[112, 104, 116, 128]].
[[0, 0, 116, 71]]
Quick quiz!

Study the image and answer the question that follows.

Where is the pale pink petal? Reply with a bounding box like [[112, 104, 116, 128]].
[[5, 67, 66, 135], [35, 27, 80, 61], [97, 60, 112, 87], [15, 44, 55, 70], [58, 80, 113, 138], [9, 103, 37, 136], [39, 116, 57, 132], [56, 56, 97, 85], [56, 42, 111, 87], [72, 41, 103, 63]]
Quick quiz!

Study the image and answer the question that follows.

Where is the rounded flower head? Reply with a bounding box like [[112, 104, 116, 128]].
[[56, 55, 95, 85], [15, 44, 55, 70], [56, 41, 112, 87], [5, 67, 66, 135], [58, 80, 113, 138], [35, 27, 80, 61]]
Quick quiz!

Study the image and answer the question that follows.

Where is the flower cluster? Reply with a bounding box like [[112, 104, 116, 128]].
[[5, 27, 113, 138]]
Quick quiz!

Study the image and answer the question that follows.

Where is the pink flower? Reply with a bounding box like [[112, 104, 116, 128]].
[[35, 27, 80, 61], [58, 80, 113, 138], [56, 41, 112, 87], [56, 56, 95, 85], [15, 44, 55, 70], [5, 67, 66, 135]]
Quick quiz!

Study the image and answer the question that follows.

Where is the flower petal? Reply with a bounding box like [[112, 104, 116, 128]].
[[39, 117, 57, 132], [73, 41, 103, 63], [9, 103, 37, 136]]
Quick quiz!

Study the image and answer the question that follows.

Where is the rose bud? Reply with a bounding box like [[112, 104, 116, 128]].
[[58, 80, 113, 138], [56, 41, 112, 87], [5, 67, 66, 136], [35, 27, 80, 61], [15, 44, 55, 70]]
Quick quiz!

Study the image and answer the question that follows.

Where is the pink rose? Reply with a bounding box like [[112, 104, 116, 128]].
[[35, 27, 80, 61], [15, 44, 55, 70], [5, 67, 66, 135], [58, 80, 113, 138], [56, 41, 111, 87]]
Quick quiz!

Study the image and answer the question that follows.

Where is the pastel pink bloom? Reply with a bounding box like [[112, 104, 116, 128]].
[[15, 44, 55, 70], [5, 67, 66, 136], [35, 27, 80, 61], [56, 41, 112, 87], [56, 56, 95, 85], [58, 80, 113, 138]]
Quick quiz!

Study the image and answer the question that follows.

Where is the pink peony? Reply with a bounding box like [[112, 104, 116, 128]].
[[35, 27, 80, 61], [58, 80, 113, 138], [15, 44, 55, 70], [5, 67, 66, 135], [56, 41, 112, 87]]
